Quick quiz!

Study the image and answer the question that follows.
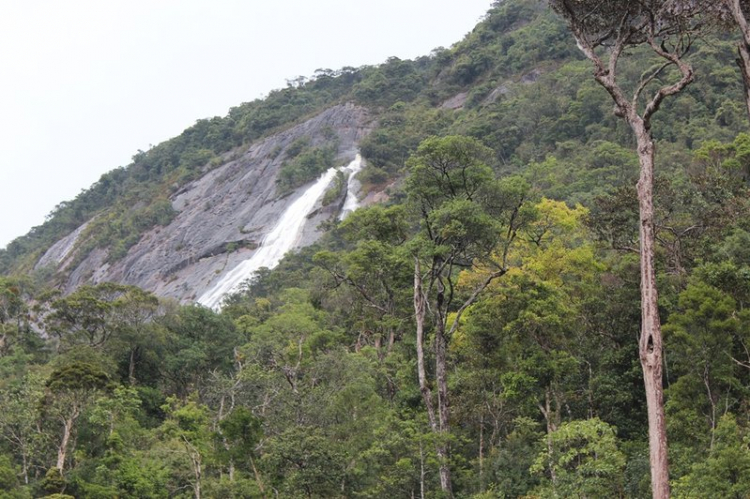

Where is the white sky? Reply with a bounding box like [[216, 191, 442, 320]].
[[0, 0, 493, 249]]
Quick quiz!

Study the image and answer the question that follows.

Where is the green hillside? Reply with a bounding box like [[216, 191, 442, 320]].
[[2, 0, 750, 496]]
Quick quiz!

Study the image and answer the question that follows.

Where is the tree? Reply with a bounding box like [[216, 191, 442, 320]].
[[0, 366, 45, 486], [42, 362, 110, 473], [108, 287, 160, 386], [45, 283, 130, 351], [664, 281, 747, 449], [705, 0, 750, 124], [314, 204, 412, 356], [405, 135, 528, 495], [262, 426, 347, 498], [672, 414, 750, 498], [548, 2, 704, 495], [0, 278, 32, 357], [531, 418, 626, 498], [159, 397, 212, 499]]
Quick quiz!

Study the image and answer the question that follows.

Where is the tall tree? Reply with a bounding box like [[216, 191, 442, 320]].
[[547, 1, 702, 496], [43, 361, 110, 473], [405, 135, 527, 495], [715, 0, 750, 124]]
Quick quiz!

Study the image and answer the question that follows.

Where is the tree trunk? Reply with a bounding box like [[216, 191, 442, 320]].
[[634, 127, 670, 499], [737, 43, 750, 126], [57, 414, 76, 472], [192, 453, 202, 499], [414, 259, 437, 430], [419, 441, 426, 499], [250, 456, 266, 497], [539, 389, 557, 489], [434, 316, 452, 495], [479, 415, 485, 492], [128, 346, 139, 386], [728, 0, 750, 125], [413, 259, 452, 496], [21, 452, 28, 485]]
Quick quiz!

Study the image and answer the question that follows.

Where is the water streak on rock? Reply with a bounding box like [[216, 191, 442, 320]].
[[197, 157, 359, 309]]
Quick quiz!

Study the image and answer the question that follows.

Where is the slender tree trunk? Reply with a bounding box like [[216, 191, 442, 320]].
[[413, 259, 452, 496], [728, 0, 750, 125], [57, 418, 73, 472], [128, 346, 139, 386], [479, 415, 485, 492], [56, 407, 79, 473], [434, 317, 452, 495], [634, 127, 670, 499], [192, 453, 202, 499], [22, 452, 28, 485], [414, 259, 437, 430], [419, 441, 426, 499], [736, 42, 750, 125], [250, 456, 266, 497], [539, 389, 557, 489]]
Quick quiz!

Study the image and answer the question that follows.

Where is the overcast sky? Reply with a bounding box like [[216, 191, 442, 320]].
[[0, 0, 493, 249]]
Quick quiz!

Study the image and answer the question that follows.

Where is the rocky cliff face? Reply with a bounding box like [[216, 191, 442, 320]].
[[37, 103, 372, 302]]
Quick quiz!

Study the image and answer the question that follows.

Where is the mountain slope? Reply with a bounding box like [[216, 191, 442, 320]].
[[35, 104, 371, 302], [2, 0, 745, 303]]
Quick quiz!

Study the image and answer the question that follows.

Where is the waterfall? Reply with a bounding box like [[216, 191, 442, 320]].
[[197, 155, 362, 310], [339, 154, 364, 220]]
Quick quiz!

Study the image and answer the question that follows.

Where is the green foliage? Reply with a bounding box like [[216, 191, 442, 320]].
[[41, 468, 66, 495], [531, 418, 626, 498], [277, 144, 336, 192], [321, 170, 346, 206], [673, 415, 750, 498], [3, 0, 750, 496], [45, 362, 110, 394], [262, 426, 347, 497]]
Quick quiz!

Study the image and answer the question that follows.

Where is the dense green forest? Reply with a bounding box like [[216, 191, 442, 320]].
[[3, 0, 750, 497]]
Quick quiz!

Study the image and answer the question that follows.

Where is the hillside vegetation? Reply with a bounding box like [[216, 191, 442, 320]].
[[2, 0, 750, 497]]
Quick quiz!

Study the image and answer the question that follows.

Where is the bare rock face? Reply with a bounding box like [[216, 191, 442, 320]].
[[40, 103, 372, 302], [440, 92, 469, 110], [35, 221, 90, 271]]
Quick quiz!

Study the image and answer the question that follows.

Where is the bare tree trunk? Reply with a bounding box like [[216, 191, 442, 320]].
[[539, 389, 557, 489], [479, 415, 485, 492], [434, 318, 452, 495], [128, 346, 138, 386], [419, 441, 426, 499], [56, 408, 79, 473], [414, 259, 437, 430], [634, 129, 670, 499], [728, 0, 750, 124], [194, 467, 201, 499], [250, 456, 266, 497], [414, 259, 452, 496], [191, 451, 202, 499], [737, 43, 750, 125], [22, 452, 28, 485]]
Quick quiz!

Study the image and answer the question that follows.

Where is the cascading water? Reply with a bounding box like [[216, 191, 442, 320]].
[[197, 154, 363, 309], [340, 154, 364, 220]]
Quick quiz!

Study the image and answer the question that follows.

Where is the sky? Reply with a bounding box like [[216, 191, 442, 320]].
[[0, 0, 494, 249]]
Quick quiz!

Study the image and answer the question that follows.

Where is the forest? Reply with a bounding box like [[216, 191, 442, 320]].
[[3, 0, 750, 497]]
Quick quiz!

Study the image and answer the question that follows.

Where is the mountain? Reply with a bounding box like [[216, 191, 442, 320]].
[[5, 1, 750, 497], [3, 0, 742, 307], [35, 103, 371, 304]]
